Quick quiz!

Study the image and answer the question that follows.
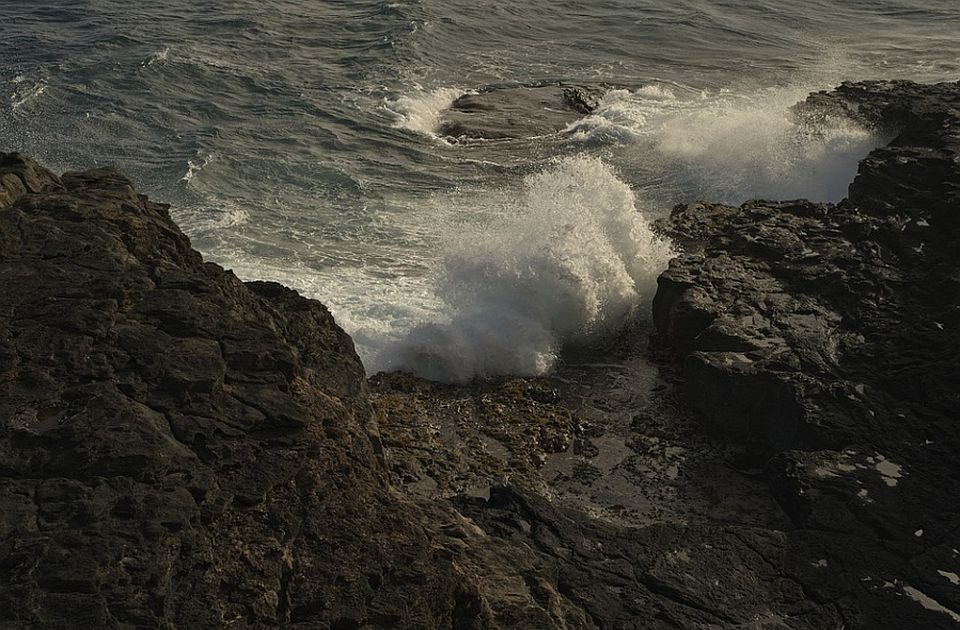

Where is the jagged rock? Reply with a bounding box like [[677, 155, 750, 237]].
[[456, 485, 841, 629], [0, 154, 476, 628], [654, 81, 960, 628], [800, 80, 960, 225], [0, 152, 62, 208], [438, 84, 605, 140]]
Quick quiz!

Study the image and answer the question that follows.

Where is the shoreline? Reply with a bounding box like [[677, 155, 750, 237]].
[[1, 79, 959, 628]]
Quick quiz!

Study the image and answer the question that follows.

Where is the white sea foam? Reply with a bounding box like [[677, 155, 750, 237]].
[[566, 84, 681, 142], [653, 86, 880, 202], [188, 79, 879, 384], [368, 156, 674, 382], [140, 47, 171, 68], [384, 86, 463, 136], [571, 82, 882, 203], [182, 151, 218, 184], [173, 200, 250, 233], [9, 80, 47, 112], [197, 253, 443, 368]]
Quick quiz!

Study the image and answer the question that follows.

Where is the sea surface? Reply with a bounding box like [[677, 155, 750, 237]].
[[2, 0, 958, 379]]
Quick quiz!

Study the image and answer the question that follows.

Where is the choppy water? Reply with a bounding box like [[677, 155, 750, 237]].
[[2, 0, 958, 379]]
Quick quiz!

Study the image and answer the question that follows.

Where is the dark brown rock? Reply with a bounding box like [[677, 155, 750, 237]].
[[654, 80, 960, 629], [0, 154, 473, 628]]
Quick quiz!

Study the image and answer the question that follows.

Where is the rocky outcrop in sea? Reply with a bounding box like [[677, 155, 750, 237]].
[[1, 79, 958, 629], [438, 83, 605, 140]]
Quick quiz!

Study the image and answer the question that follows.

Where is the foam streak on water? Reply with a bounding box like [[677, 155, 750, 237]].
[[9, 78, 47, 113], [371, 156, 674, 381]]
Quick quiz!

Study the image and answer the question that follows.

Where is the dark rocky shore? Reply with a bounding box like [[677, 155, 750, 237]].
[[1, 80, 958, 629]]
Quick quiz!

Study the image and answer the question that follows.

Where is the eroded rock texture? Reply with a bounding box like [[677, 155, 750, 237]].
[[0, 154, 477, 628], [654, 80, 960, 628]]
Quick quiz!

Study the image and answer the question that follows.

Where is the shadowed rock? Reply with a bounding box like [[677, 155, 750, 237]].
[[653, 80, 960, 629], [0, 154, 478, 628]]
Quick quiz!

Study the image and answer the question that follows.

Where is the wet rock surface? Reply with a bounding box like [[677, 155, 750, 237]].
[[438, 84, 605, 140], [2, 78, 959, 629], [374, 350, 828, 628]]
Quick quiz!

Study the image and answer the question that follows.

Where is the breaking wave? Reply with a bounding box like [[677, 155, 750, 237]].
[[369, 156, 674, 382], [651, 86, 881, 202], [570, 82, 882, 203]]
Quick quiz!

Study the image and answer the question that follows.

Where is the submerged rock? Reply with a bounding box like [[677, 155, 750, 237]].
[[438, 83, 605, 140]]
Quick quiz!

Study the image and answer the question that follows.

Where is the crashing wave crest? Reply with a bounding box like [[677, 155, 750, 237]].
[[371, 156, 674, 382]]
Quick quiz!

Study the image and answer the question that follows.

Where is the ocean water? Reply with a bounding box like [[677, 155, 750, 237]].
[[2, 0, 958, 380]]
